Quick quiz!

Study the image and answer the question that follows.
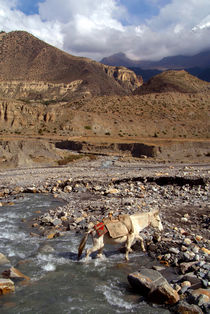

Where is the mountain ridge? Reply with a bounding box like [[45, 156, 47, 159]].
[[0, 31, 141, 98], [101, 50, 210, 82]]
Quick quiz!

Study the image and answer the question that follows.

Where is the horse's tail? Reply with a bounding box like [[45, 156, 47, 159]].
[[77, 229, 92, 260]]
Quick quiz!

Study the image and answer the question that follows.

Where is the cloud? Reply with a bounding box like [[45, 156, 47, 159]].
[[0, 0, 64, 48], [0, 0, 210, 61]]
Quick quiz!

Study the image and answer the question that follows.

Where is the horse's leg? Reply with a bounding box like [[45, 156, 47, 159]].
[[85, 237, 104, 259], [96, 246, 104, 258], [125, 233, 135, 261], [136, 234, 146, 251]]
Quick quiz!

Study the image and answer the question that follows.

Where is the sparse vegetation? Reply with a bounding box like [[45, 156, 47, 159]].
[[84, 125, 91, 130], [57, 154, 84, 165]]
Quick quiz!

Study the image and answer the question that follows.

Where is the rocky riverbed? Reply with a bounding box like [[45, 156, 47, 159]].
[[0, 157, 209, 312]]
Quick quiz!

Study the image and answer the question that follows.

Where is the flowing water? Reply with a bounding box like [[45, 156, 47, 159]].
[[0, 194, 169, 314]]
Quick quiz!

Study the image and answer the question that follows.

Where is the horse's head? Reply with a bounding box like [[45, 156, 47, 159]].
[[150, 209, 163, 231]]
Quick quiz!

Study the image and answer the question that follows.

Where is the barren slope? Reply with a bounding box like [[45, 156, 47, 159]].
[[0, 31, 140, 97]]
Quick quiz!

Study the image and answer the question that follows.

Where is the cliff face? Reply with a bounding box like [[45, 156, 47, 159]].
[[0, 80, 87, 101], [103, 65, 143, 91]]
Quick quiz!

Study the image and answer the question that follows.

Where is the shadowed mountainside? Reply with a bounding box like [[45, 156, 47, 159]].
[[101, 51, 210, 82]]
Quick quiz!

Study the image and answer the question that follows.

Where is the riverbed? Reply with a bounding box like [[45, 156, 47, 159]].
[[0, 193, 170, 314]]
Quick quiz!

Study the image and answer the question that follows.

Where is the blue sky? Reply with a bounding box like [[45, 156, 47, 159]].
[[1, 0, 210, 61]]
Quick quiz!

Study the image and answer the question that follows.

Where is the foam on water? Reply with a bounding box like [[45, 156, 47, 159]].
[[42, 263, 56, 272], [96, 281, 136, 312], [1, 231, 26, 241]]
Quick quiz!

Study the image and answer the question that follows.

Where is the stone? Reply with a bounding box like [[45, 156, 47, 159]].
[[63, 185, 72, 193], [0, 278, 15, 295], [175, 301, 203, 314], [183, 275, 203, 290], [183, 238, 192, 246], [2, 267, 30, 281], [181, 281, 191, 288], [47, 232, 59, 239], [148, 282, 180, 305], [0, 253, 10, 265], [52, 218, 62, 226], [201, 247, 210, 255], [127, 268, 167, 297], [169, 247, 180, 254], [180, 262, 196, 274], [191, 288, 210, 305], [105, 188, 119, 195], [38, 244, 55, 253], [183, 251, 196, 261]]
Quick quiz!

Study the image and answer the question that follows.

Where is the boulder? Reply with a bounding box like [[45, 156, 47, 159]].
[[0, 253, 10, 265], [127, 268, 167, 297], [0, 278, 15, 295]]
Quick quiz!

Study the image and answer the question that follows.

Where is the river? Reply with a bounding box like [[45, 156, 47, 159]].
[[0, 193, 170, 313]]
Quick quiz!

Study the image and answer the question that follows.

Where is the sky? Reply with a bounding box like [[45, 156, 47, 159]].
[[0, 0, 210, 61]]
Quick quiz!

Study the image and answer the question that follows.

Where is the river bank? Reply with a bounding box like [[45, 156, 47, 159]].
[[0, 157, 209, 312]]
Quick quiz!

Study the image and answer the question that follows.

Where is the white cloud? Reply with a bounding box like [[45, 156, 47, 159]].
[[0, 0, 210, 61]]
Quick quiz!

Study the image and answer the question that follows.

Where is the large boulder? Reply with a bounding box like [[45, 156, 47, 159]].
[[128, 268, 179, 305]]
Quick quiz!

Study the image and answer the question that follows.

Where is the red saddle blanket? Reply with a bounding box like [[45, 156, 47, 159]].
[[94, 222, 108, 237]]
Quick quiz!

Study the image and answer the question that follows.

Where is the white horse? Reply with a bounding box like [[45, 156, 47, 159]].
[[78, 209, 163, 261]]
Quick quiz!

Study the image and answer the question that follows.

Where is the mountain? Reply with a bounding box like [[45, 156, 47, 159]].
[[134, 70, 210, 94], [0, 31, 141, 100], [100, 51, 210, 82]]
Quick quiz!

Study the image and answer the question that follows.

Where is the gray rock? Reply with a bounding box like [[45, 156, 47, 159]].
[[174, 301, 203, 314], [127, 268, 168, 297], [169, 247, 180, 254]]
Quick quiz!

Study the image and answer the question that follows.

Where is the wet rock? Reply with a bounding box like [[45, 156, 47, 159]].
[[127, 268, 176, 305], [38, 244, 55, 253], [127, 269, 167, 296], [30, 232, 40, 237], [0, 278, 15, 295], [2, 267, 30, 281], [46, 231, 60, 239], [0, 253, 10, 265]]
